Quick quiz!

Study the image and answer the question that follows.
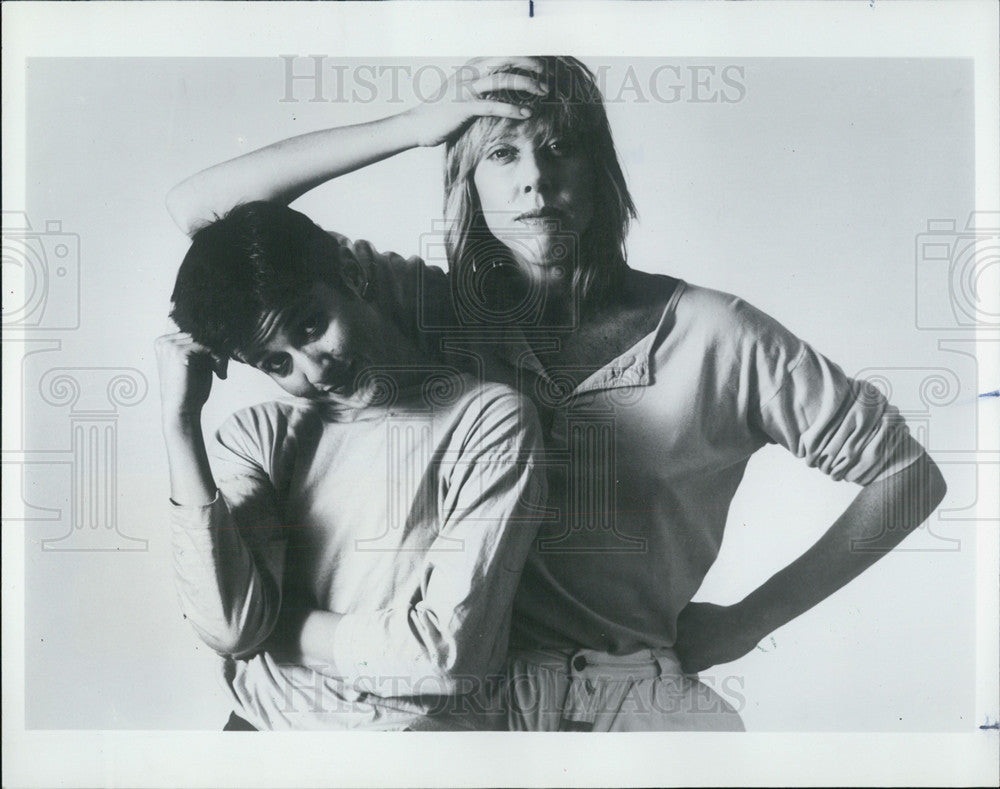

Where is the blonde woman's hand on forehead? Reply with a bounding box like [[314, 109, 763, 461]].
[[460, 56, 547, 78], [404, 58, 547, 148]]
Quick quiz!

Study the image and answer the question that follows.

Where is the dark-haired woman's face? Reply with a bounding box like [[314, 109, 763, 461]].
[[241, 282, 414, 407], [472, 124, 594, 282]]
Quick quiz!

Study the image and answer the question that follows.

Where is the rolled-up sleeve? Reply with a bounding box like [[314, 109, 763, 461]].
[[736, 301, 925, 485], [330, 389, 545, 696]]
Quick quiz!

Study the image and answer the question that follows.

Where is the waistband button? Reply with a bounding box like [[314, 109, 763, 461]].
[[571, 654, 587, 672]]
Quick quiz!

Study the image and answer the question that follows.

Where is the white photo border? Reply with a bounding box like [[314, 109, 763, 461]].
[[3, 2, 997, 787]]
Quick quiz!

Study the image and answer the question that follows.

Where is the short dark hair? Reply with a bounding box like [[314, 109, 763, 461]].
[[169, 201, 343, 358]]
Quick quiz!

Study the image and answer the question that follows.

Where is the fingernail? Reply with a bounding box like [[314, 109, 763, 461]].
[[519, 107, 531, 117]]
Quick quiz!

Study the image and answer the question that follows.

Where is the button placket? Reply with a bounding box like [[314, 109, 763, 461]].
[[571, 653, 596, 696], [564, 652, 598, 726]]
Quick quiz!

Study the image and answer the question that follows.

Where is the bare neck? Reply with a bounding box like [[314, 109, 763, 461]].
[[529, 268, 677, 377]]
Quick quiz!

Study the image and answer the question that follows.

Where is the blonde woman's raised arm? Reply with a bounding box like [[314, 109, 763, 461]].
[[166, 58, 546, 236]]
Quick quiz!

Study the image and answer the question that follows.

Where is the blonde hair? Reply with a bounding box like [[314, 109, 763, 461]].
[[444, 57, 637, 315]]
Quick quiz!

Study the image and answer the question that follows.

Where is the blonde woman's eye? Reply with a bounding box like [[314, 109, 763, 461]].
[[488, 146, 516, 163]]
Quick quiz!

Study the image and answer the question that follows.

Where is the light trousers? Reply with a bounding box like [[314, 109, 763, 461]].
[[504, 647, 745, 732]]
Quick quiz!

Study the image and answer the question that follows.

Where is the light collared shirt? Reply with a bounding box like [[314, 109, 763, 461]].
[[487, 279, 925, 654], [195, 235, 920, 666], [169, 375, 543, 730]]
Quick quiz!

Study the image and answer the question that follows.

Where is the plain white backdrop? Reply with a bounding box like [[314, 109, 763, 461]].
[[4, 3, 998, 787]]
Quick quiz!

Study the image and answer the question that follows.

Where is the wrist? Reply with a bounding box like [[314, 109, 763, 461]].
[[162, 409, 203, 433], [730, 596, 774, 645], [395, 105, 438, 149], [298, 609, 345, 670]]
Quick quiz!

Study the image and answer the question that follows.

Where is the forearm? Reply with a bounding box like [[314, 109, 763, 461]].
[[282, 436, 541, 690], [169, 496, 283, 657], [157, 334, 284, 654], [735, 453, 946, 639], [271, 391, 543, 694], [166, 111, 420, 235], [162, 415, 281, 656], [294, 609, 345, 672], [163, 413, 217, 506], [276, 605, 455, 695]]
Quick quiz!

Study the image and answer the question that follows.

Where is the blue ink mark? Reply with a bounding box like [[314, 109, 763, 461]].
[[979, 390, 1000, 398], [979, 715, 998, 730], [529, 0, 534, 18]]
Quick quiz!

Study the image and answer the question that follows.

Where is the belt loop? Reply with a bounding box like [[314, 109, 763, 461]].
[[653, 649, 681, 678]]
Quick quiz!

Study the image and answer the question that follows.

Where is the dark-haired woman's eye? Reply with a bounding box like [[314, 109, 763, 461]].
[[262, 353, 291, 377]]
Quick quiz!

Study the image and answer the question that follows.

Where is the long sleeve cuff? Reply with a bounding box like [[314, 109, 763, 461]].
[[168, 492, 282, 658], [168, 490, 222, 526], [331, 610, 457, 697]]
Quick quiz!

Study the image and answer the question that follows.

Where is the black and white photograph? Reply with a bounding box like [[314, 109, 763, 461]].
[[3, 2, 998, 786]]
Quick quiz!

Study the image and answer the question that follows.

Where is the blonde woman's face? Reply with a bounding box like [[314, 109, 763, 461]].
[[472, 123, 595, 281]]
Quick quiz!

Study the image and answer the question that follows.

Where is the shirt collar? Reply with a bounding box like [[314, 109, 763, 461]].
[[492, 280, 686, 400]]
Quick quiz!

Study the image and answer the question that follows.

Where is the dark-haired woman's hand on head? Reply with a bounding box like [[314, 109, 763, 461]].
[[156, 330, 229, 507], [404, 57, 548, 147], [155, 330, 228, 423], [673, 601, 761, 675]]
